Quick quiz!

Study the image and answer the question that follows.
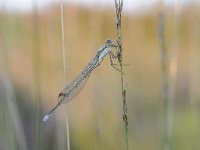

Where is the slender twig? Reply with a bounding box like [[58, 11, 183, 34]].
[[114, 1, 128, 150], [60, 0, 71, 149]]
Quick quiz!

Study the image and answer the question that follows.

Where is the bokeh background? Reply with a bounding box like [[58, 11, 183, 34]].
[[0, 0, 200, 150]]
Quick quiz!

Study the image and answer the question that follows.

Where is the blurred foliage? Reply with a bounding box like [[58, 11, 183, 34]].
[[0, 3, 200, 150]]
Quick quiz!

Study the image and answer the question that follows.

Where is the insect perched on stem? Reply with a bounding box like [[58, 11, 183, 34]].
[[42, 40, 121, 122]]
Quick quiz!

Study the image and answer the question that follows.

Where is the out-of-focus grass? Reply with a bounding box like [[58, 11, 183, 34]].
[[0, 3, 200, 150]]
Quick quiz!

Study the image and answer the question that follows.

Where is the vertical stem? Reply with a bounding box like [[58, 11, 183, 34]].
[[60, 0, 66, 81], [166, 1, 181, 149], [114, 0, 128, 150], [158, 0, 168, 99], [158, 1, 170, 149], [159, 1, 181, 150], [60, 0, 71, 150]]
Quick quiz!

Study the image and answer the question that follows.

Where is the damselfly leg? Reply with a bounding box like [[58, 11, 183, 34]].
[[109, 51, 125, 75]]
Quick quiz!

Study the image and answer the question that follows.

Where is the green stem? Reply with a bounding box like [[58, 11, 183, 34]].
[[114, 0, 128, 149]]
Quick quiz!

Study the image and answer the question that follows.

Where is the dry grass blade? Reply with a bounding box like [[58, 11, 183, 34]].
[[59, 0, 71, 149], [114, 0, 128, 150]]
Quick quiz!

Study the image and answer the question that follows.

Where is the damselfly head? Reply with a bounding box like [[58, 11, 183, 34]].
[[97, 39, 115, 60], [106, 39, 113, 45], [105, 39, 117, 48], [96, 42, 112, 63]]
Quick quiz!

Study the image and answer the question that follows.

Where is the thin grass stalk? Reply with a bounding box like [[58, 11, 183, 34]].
[[158, 0, 168, 104], [114, 1, 128, 150], [165, 1, 181, 150], [157, 1, 171, 149], [32, 1, 41, 149], [60, 0, 71, 149]]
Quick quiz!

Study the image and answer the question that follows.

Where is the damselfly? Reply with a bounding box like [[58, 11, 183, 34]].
[[42, 40, 120, 122]]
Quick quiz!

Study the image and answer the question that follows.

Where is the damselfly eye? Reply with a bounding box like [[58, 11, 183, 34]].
[[106, 39, 113, 45]]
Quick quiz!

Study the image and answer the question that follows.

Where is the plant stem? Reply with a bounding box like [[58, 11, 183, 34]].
[[158, 1, 181, 150], [60, 0, 71, 149], [114, 1, 128, 149]]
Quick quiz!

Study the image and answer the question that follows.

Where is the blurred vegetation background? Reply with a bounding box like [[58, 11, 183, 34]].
[[0, 1, 200, 150]]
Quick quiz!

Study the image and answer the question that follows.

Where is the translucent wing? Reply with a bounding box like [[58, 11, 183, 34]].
[[57, 72, 91, 104], [57, 55, 100, 104]]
